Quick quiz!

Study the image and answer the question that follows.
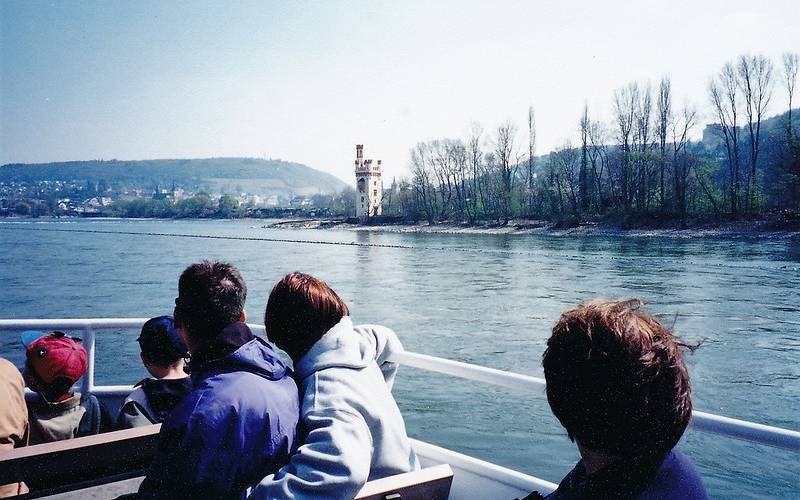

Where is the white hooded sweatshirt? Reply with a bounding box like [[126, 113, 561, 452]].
[[248, 317, 420, 500]]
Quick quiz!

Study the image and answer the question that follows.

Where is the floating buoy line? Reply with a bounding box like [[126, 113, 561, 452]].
[[0, 224, 796, 273]]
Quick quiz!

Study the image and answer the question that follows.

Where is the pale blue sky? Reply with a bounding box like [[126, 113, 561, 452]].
[[1, 0, 798, 182]]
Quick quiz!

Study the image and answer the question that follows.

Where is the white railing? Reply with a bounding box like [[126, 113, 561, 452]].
[[1, 318, 798, 453]]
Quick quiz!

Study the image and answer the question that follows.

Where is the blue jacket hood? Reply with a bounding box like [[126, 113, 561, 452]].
[[191, 323, 289, 384]]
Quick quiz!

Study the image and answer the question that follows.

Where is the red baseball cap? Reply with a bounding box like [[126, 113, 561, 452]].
[[24, 331, 87, 385]]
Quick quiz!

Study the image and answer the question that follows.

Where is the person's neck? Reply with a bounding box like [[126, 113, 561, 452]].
[[577, 442, 619, 475], [158, 364, 187, 380], [39, 391, 75, 405]]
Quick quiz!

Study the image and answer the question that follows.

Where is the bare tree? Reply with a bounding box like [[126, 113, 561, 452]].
[[482, 151, 502, 219], [494, 121, 518, 224], [430, 139, 455, 219], [468, 123, 485, 221], [613, 83, 638, 207], [709, 62, 742, 215], [693, 158, 721, 215], [544, 152, 564, 215], [554, 142, 580, 216], [634, 83, 653, 210], [410, 142, 438, 224], [656, 76, 672, 210], [671, 103, 698, 214], [783, 52, 799, 137], [782, 53, 800, 209], [396, 178, 417, 220], [588, 121, 611, 211], [526, 106, 537, 217], [449, 139, 469, 220], [579, 102, 590, 214], [737, 54, 774, 211]]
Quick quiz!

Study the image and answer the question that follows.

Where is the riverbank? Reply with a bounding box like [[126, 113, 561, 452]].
[[264, 216, 800, 239], [4, 213, 798, 239]]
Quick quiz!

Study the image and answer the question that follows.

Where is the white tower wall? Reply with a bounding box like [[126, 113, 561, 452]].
[[354, 145, 382, 218]]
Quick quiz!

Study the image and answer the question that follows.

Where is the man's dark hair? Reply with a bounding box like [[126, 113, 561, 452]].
[[175, 260, 247, 341], [264, 272, 349, 361], [543, 299, 692, 459]]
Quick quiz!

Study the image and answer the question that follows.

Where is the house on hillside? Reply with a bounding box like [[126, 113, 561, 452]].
[[289, 196, 312, 208]]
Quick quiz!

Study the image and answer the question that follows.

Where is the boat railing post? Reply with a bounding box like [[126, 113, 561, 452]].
[[82, 326, 96, 393]]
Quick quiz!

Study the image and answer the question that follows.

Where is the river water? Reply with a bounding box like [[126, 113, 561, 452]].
[[1, 218, 798, 499]]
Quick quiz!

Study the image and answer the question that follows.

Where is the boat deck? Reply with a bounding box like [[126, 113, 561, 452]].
[[40, 477, 142, 499], [1, 318, 798, 499]]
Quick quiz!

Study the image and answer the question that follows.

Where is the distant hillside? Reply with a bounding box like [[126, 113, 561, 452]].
[[0, 157, 348, 197], [701, 108, 799, 148]]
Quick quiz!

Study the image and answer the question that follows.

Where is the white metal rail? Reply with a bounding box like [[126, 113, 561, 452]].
[[1, 318, 798, 452]]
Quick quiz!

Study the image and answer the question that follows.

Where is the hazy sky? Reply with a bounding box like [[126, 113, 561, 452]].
[[1, 1, 798, 183]]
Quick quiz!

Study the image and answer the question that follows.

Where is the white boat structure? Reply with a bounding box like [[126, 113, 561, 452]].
[[1, 318, 798, 499]]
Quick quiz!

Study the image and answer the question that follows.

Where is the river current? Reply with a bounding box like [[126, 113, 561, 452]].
[[1, 218, 798, 499]]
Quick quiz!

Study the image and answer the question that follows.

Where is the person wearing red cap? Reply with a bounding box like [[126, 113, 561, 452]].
[[22, 331, 112, 444]]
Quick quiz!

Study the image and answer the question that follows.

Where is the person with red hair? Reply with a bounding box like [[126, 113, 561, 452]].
[[249, 272, 419, 500]]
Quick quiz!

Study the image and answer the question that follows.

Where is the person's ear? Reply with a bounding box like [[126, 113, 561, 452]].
[[22, 366, 35, 390], [239, 311, 247, 322], [173, 305, 183, 328], [23, 361, 42, 392]]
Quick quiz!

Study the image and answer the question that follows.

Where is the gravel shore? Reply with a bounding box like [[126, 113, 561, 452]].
[[263, 218, 800, 240]]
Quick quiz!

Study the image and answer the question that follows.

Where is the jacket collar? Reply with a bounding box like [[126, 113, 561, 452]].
[[31, 392, 82, 414], [189, 322, 255, 371], [552, 451, 666, 499], [188, 323, 289, 383]]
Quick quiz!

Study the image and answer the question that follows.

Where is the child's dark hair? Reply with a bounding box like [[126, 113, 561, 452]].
[[543, 299, 692, 459]]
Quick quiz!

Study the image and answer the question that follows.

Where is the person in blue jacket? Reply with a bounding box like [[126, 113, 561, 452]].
[[138, 261, 299, 500], [519, 299, 707, 500]]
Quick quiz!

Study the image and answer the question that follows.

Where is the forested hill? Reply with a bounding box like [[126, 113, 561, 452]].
[[0, 157, 348, 196]]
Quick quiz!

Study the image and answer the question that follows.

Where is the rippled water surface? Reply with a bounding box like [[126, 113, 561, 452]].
[[1, 218, 798, 499]]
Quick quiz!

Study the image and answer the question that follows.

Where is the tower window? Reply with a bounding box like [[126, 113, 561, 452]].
[[373, 190, 377, 196], [361, 196, 364, 202]]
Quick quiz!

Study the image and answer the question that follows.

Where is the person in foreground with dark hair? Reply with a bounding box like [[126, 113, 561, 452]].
[[138, 261, 299, 500], [115, 315, 192, 429], [248, 272, 419, 500], [519, 299, 707, 500]]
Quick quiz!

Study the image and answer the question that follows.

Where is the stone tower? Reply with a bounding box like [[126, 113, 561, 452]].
[[354, 144, 382, 218]]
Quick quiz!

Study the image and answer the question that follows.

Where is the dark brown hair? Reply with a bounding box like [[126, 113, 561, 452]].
[[175, 260, 247, 341], [543, 299, 692, 458], [264, 272, 349, 361]]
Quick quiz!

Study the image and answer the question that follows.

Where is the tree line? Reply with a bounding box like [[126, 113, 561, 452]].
[[382, 52, 799, 226]]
